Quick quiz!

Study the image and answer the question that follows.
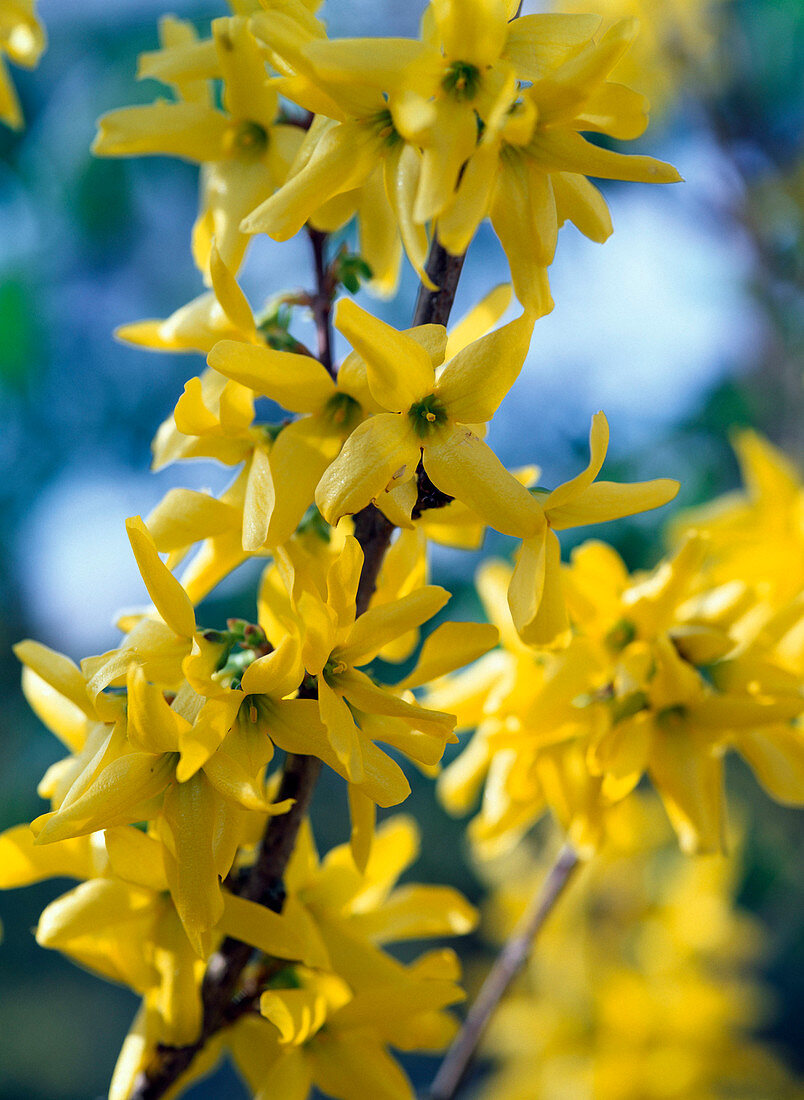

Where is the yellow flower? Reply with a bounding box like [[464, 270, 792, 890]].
[[439, 18, 682, 309], [241, 11, 431, 289], [0, 0, 45, 129], [315, 299, 535, 530], [94, 16, 304, 276], [507, 410, 679, 647], [551, 0, 728, 113]]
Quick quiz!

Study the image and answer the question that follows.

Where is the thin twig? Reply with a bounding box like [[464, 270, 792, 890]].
[[428, 844, 581, 1100]]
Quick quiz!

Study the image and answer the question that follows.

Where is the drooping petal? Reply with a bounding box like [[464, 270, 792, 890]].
[[422, 426, 541, 537], [208, 241, 256, 338], [162, 773, 225, 952], [315, 413, 420, 525], [318, 678, 365, 784], [264, 418, 343, 547], [648, 730, 725, 855], [241, 120, 382, 240], [347, 784, 376, 873], [127, 666, 189, 755]]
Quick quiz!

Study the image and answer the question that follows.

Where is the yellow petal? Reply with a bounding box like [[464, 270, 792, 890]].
[[503, 14, 600, 82], [318, 678, 365, 783], [400, 621, 499, 689], [241, 120, 381, 240], [436, 312, 533, 424], [126, 516, 196, 638], [444, 284, 512, 360], [13, 640, 94, 718], [735, 726, 804, 806], [146, 488, 239, 553], [241, 635, 304, 698], [0, 827, 96, 888], [548, 477, 680, 530], [93, 102, 228, 161], [544, 410, 609, 511], [208, 340, 336, 412], [243, 446, 275, 553], [529, 128, 682, 184], [162, 773, 224, 951], [219, 891, 307, 962], [432, 0, 508, 68], [326, 536, 363, 631], [413, 98, 479, 223], [422, 426, 541, 537], [490, 155, 554, 314], [384, 143, 433, 289], [351, 883, 477, 943], [35, 752, 175, 844], [208, 242, 256, 338], [127, 666, 188, 755], [348, 784, 376, 874], [315, 413, 420, 525], [338, 586, 451, 667], [335, 298, 434, 412], [552, 171, 612, 242], [104, 825, 169, 893], [649, 730, 725, 855]]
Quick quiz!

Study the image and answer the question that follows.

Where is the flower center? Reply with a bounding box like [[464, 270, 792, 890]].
[[369, 108, 402, 147], [227, 119, 269, 158], [323, 392, 361, 430], [442, 61, 481, 101], [408, 394, 448, 438]]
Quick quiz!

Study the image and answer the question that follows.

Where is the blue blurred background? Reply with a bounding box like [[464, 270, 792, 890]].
[[0, 1, 801, 1096]]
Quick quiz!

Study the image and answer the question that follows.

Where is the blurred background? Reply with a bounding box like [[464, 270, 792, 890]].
[[0, 0, 801, 1097]]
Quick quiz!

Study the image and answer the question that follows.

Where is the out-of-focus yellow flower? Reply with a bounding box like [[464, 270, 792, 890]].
[[0, 0, 45, 129], [476, 797, 802, 1100], [550, 0, 728, 113]]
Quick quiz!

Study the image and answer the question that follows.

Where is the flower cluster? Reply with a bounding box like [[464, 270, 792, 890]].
[[434, 432, 804, 857], [4, 2, 802, 1099]]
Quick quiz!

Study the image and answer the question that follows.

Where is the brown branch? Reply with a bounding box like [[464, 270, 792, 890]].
[[413, 235, 466, 327], [428, 844, 581, 1100], [129, 228, 468, 1100], [307, 227, 335, 377]]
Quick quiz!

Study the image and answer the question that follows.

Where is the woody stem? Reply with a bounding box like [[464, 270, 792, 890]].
[[428, 843, 581, 1100], [127, 234, 467, 1100]]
